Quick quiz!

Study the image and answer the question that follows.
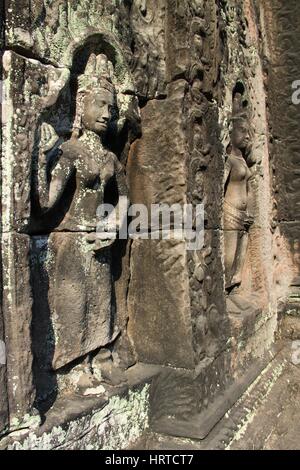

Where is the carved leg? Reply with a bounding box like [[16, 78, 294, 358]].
[[224, 230, 239, 288], [231, 231, 248, 287]]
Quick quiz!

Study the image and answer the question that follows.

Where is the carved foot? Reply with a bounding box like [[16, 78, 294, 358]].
[[92, 348, 128, 388]]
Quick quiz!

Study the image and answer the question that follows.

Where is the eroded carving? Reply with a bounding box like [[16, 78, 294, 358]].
[[1, 0, 297, 447], [38, 54, 127, 233], [224, 84, 258, 314], [31, 52, 131, 405], [129, 0, 166, 98]]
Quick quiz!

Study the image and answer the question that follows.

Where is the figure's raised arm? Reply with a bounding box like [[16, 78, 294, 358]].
[[38, 123, 74, 211], [38, 123, 60, 211]]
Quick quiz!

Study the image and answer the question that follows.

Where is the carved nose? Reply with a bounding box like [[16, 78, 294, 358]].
[[102, 106, 110, 120]]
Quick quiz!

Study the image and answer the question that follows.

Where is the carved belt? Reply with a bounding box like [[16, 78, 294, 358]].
[[224, 200, 248, 230]]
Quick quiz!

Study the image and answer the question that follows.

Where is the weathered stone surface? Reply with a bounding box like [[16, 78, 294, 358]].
[[5, 1, 132, 67], [2, 24, 138, 415], [228, 349, 298, 451], [277, 221, 300, 275], [127, 79, 188, 210], [149, 309, 277, 440], [280, 315, 300, 341], [31, 233, 113, 371], [262, 0, 300, 279], [0, 0, 8, 434], [130, 0, 167, 98], [1, 380, 151, 450], [189, 230, 228, 364], [128, 239, 194, 368], [2, 50, 70, 233], [111, 240, 137, 370], [1, 233, 34, 426], [1, 0, 300, 451], [0, 312, 8, 435]]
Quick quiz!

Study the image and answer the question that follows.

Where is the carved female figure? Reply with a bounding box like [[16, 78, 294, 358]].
[[224, 90, 255, 313], [37, 54, 128, 370]]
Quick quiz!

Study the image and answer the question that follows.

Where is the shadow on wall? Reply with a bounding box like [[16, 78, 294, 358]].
[[30, 236, 57, 419]]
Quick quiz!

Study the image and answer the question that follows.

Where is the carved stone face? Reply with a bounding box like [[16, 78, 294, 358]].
[[82, 89, 114, 135], [231, 120, 251, 152]]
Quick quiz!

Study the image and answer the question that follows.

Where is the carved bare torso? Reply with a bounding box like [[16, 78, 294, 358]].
[[225, 154, 252, 212], [46, 135, 124, 232]]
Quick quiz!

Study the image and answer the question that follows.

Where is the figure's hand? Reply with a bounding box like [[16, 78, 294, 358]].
[[40, 68, 70, 109], [40, 123, 59, 154]]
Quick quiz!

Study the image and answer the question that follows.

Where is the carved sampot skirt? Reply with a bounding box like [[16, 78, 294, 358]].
[[45, 232, 112, 370]]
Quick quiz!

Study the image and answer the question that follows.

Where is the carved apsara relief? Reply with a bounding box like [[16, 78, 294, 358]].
[[2, 21, 140, 413], [35, 53, 127, 367], [223, 84, 260, 316]]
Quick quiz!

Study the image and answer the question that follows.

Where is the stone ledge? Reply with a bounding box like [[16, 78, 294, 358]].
[[130, 346, 289, 450], [0, 364, 162, 450]]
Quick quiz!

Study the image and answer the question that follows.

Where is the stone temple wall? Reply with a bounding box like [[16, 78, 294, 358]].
[[0, 0, 298, 448], [261, 0, 300, 309]]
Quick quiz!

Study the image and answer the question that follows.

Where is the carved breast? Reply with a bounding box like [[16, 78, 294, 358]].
[[230, 157, 249, 182], [75, 157, 99, 189], [75, 151, 114, 191]]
